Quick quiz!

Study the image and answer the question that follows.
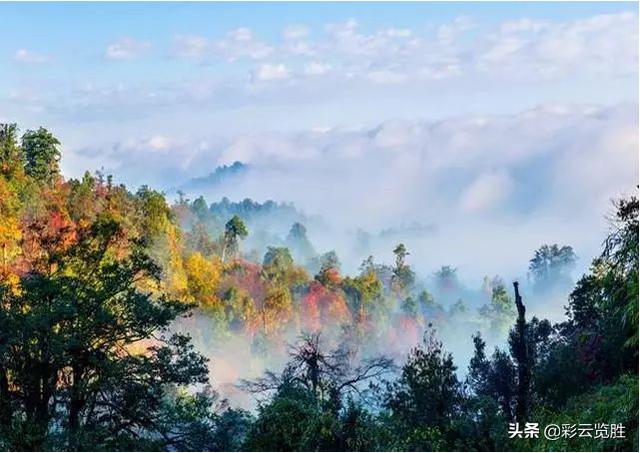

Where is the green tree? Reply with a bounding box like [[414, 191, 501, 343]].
[[262, 246, 294, 282], [191, 195, 210, 222], [136, 185, 174, 237], [0, 215, 208, 450], [21, 127, 61, 183], [286, 222, 316, 264], [434, 265, 460, 293], [342, 269, 383, 321], [479, 277, 516, 337], [0, 123, 23, 176], [418, 290, 443, 318], [467, 333, 517, 421], [222, 215, 248, 262], [385, 330, 462, 449], [391, 243, 415, 293], [400, 296, 419, 319], [528, 244, 577, 294]]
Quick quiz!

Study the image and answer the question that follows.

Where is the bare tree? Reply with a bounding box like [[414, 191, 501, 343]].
[[240, 332, 394, 405]]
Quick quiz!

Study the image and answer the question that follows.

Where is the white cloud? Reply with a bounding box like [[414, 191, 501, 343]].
[[384, 28, 412, 38], [214, 27, 273, 61], [171, 28, 273, 62], [161, 11, 636, 88], [459, 170, 513, 214], [255, 63, 289, 81], [285, 41, 315, 56], [13, 49, 49, 64], [172, 35, 209, 60], [283, 24, 309, 40], [437, 16, 473, 45], [477, 12, 638, 78], [105, 37, 150, 60], [147, 135, 172, 151], [367, 69, 407, 85], [304, 61, 331, 76]]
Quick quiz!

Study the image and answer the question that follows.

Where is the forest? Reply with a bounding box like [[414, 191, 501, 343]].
[[0, 123, 638, 451]]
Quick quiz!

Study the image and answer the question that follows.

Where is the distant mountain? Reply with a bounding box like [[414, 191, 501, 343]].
[[180, 161, 248, 192], [209, 197, 308, 228], [379, 222, 437, 240]]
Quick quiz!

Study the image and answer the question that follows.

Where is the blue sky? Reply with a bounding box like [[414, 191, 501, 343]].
[[0, 2, 638, 282], [2, 2, 637, 133]]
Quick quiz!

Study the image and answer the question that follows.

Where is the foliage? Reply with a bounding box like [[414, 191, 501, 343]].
[[22, 127, 62, 184], [0, 215, 208, 450], [222, 215, 248, 262], [528, 244, 577, 294]]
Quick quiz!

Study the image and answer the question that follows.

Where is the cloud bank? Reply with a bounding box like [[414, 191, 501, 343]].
[[65, 103, 638, 283]]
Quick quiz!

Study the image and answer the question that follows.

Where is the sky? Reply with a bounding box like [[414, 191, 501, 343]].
[[1, 1, 638, 282]]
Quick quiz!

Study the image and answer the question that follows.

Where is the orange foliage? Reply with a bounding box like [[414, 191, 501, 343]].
[[300, 281, 351, 332]]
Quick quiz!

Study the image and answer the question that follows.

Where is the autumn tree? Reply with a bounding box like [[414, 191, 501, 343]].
[[184, 252, 222, 310], [342, 268, 383, 322], [0, 215, 209, 450], [314, 250, 342, 288]]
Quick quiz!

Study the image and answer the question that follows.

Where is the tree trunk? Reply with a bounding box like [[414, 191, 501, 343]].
[[512, 281, 530, 424], [0, 365, 11, 429]]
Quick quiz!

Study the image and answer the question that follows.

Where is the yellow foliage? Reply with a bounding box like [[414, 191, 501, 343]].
[[184, 252, 223, 307], [0, 176, 22, 265]]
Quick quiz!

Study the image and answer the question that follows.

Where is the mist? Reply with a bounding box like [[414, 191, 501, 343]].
[[149, 103, 639, 408], [158, 103, 637, 285]]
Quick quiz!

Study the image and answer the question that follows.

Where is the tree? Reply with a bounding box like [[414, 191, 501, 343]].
[[184, 252, 222, 309], [478, 277, 516, 337], [314, 250, 342, 287], [418, 290, 443, 319], [0, 123, 23, 176], [509, 281, 530, 424], [244, 382, 320, 451], [393, 243, 409, 268], [221, 215, 248, 262], [600, 195, 638, 351], [342, 269, 383, 322], [0, 215, 209, 450], [0, 177, 22, 269], [286, 222, 316, 264], [136, 185, 173, 237], [391, 243, 415, 293], [316, 250, 340, 273], [400, 296, 419, 319], [538, 195, 639, 403], [243, 333, 393, 407], [449, 298, 468, 316], [385, 329, 462, 449], [261, 284, 293, 334], [21, 127, 61, 183], [434, 265, 460, 293], [155, 388, 252, 451], [191, 195, 209, 222], [528, 244, 577, 294], [262, 246, 294, 282]]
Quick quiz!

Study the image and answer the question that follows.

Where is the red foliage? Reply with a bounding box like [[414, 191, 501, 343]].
[[224, 260, 266, 303], [396, 314, 421, 349], [300, 281, 352, 332]]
